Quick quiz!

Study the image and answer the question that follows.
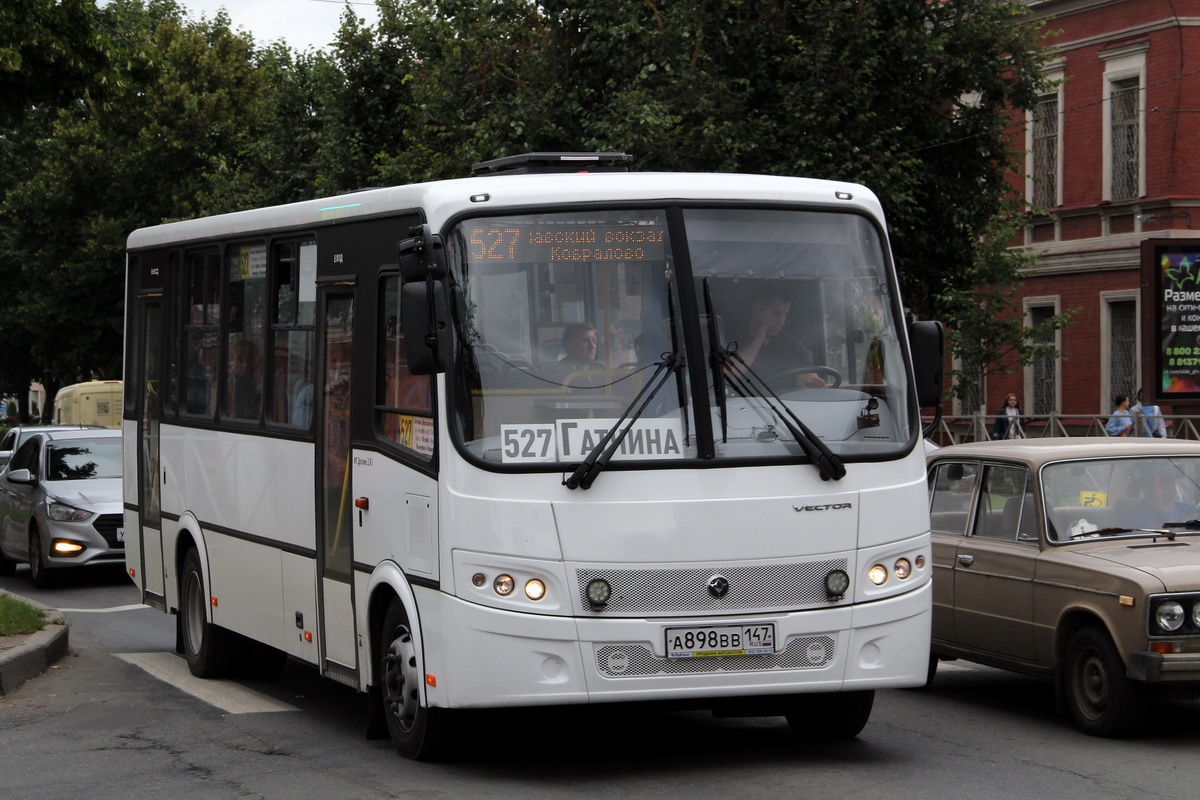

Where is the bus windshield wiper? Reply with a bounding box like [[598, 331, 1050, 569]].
[[564, 353, 683, 490], [700, 281, 844, 482], [702, 279, 729, 443]]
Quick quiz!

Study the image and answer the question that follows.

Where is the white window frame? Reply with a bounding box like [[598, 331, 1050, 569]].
[[1026, 59, 1064, 210], [1099, 289, 1140, 412], [1023, 295, 1061, 415], [1100, 44, 1147, 202]]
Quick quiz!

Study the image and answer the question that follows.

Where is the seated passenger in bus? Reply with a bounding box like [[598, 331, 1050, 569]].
[[542, 322, 605, 383]]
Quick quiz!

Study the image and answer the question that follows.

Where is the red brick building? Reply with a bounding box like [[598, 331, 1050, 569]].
[[970, 0, 1200, 432]]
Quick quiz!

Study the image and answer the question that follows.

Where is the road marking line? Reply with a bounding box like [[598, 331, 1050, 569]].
[[116, 652, 298, 714], [59, 604, 150, 613]]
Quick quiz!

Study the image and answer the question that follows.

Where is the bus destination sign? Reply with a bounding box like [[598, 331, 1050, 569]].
[[468, 223, 666, 264]]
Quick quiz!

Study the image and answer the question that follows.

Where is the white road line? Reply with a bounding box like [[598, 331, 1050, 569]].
[[116, 652, 299, 714], [59, 604, 150, 613]]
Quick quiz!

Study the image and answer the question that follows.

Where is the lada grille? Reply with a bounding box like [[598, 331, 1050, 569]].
[[596, 635, 836, 677], [576, 559, 847, 615], [93, 513, 125, 549]]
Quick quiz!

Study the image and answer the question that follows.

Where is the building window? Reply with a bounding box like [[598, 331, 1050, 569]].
[[1101, 43, 1146, 202], [1103, 295, 1138, 408], [1032, 93, 1059, 209], [1110, 78, 1140, 201], [1025, 301, 1059, 415]]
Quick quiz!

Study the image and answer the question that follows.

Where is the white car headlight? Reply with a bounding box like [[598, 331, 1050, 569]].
[[47, 502, 90, 522]]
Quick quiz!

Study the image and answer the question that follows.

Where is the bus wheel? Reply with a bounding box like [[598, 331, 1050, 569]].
[[784, 690, 874, 741], [1064, 625, 1145, 737], [379, 600, 449, 760], [179, 548, 234, 678]]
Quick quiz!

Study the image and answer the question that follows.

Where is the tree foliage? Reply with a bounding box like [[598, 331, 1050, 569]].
[[0, 0, 1060, 405]]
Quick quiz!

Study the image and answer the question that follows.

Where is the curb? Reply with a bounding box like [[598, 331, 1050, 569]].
[[0, 588, 70, 696]]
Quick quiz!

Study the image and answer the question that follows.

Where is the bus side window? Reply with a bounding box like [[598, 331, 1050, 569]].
[[377, 275, 433, 459], [269, 240, 317, 428]]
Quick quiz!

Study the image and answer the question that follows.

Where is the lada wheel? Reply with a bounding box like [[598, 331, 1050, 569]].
[[379, 599, 450, 760], [1064, 625, 1146, 737]]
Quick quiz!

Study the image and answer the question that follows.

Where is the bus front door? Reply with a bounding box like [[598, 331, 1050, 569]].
[[316, 290, 359, 681], [136, 299, 166, 609]]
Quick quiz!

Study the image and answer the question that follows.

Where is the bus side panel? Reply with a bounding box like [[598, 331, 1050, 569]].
[[282, 552, 319, 664], [207, 534, 286, 650]]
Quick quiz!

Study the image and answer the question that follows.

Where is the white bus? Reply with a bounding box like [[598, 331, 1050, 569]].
[[123, 152, 943, 759]]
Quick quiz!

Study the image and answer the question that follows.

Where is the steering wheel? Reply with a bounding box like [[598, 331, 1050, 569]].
[[766, 365, 842, 388]]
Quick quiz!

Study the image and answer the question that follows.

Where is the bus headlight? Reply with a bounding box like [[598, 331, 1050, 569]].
[[894, 558, 912, 580], [868, 564, 888, 586], [524, 579, 546, 601], [493, 574, 515, 596]]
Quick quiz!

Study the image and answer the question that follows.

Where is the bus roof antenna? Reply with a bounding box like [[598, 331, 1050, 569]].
[[471, 152, 633, 176]]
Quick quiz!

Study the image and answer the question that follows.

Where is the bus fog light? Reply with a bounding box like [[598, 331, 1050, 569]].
[[1155, 601, 1185, 632], [825, 569, 849, 598], [868, 564, 888, 585], [493, 574, 515, 596], [894, 558, 912, 580], [524, 579, 546, 601], [586, 578, 611, 610]]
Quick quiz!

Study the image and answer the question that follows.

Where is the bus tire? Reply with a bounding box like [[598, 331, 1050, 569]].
[[1064, 625, 1146, 737], [379, 599, 450, 760], [784, 690, 874, 740], [179, 547, 235, 678]]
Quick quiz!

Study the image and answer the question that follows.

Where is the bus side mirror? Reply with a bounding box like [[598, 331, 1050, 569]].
[[908, 320, 944, 408], [397, 225, 450, 375]]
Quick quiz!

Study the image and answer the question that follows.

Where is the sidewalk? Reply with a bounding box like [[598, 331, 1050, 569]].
[[0, 587, 69, 696]]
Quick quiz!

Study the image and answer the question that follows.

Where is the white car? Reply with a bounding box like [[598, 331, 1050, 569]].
[[0, 428, 123, 587]]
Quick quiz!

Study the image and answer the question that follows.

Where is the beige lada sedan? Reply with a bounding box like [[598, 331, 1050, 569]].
[[927, 438, 1200, 736]]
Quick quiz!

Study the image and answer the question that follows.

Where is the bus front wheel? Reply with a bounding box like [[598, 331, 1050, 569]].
[[379, 599, 450, 760], [784, 690, 874, 740]]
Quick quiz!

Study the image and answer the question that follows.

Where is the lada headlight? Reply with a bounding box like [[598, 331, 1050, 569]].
[[1155, 600, 1186, 633]]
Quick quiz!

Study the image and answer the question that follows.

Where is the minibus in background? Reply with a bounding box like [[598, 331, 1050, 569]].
[[123, 152, 943, 760], [53, 380, 123, 429]]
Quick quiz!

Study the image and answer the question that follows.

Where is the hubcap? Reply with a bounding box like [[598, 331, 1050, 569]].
[[1075, 646, 1109, 720], [382, 624, 419, 733], [184, 572, 204, 654]]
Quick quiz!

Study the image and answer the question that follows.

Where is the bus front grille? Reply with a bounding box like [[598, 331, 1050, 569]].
[[595, 635, 836, 677], [576, 559, 847, 615]]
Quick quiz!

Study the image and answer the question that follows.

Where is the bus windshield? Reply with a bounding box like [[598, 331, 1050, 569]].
[[446, 206, 914, 468]]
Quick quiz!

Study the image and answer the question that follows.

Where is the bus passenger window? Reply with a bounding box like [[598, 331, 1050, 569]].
[[270, 241, 317, 427]]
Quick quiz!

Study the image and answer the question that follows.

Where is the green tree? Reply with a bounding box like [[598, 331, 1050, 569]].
[[359, 0, 1062, 370], [0, 0, 273, 387]]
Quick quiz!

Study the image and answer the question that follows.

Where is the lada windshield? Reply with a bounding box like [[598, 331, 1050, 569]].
[[1043, 456, 1200, 541], [445, 206, 915, 469]]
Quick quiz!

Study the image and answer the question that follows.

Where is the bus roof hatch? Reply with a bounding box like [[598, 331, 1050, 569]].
[[471, 152, 633, 176]]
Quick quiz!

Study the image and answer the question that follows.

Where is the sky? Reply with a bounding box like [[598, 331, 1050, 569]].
[[177, 0, 380, 52]]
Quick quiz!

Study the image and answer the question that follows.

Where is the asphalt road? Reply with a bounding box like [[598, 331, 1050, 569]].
[[2, 564, 1199, 800]]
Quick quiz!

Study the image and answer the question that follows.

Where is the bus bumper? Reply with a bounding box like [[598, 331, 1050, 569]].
[[425, 580, 931, 709]]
